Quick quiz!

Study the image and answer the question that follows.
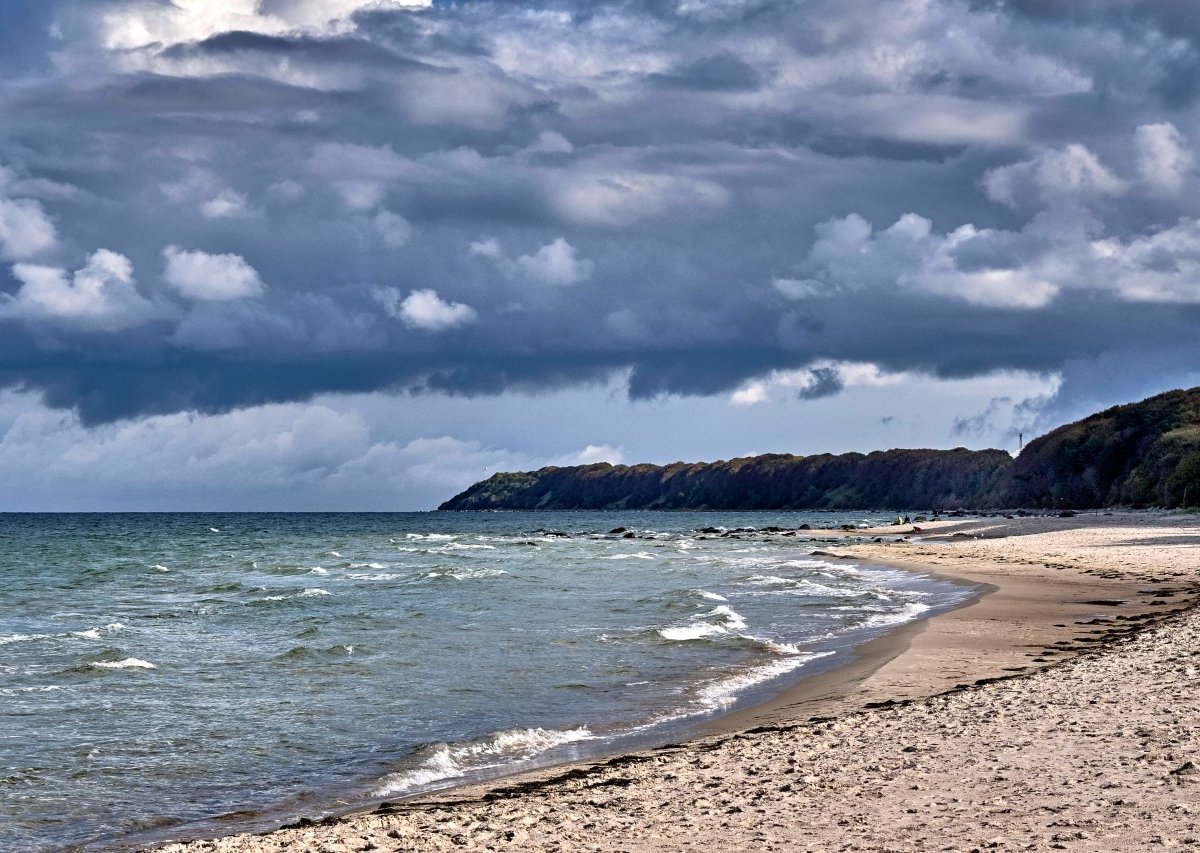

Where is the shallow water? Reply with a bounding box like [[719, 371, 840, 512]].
[[0, 511, 972, 852]]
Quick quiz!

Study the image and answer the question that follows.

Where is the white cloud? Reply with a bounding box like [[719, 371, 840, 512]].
[[266, 180, 305, 202], [840, 94, 1030, 147], [559, 444, 625, 465], [983, 144, 1127, 208], [795, 212, 1060, 309], [376, 287, 477, 331], [162, 246, 265, 301], [552, 169, 729, 226], [470, 236, 593, 286], [100, 0, 431, 54], [1, 250, 164, 331], [0, 197, 57, 260], [373, 210, 412, 248], [201, 188, 250, 219], [307, 143, 414, 211], [1134, 122, 1194, 195], [794, 207, 1200, 309], [515, 238, 593, 286], [1091, 218, 1200, 303], [526, 131, 574, 154], [468, 237, 505, 263], [773, 277, 827, 300], [335, 180, 387, 211]]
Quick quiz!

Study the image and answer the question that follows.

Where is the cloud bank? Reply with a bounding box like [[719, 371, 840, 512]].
[[0, 0, 1195, 436]]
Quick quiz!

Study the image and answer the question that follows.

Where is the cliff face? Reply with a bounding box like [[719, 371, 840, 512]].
[[440, 388, 1200, 511], [1003, 388, 1200, 509], [439, 448, 1013, 511]]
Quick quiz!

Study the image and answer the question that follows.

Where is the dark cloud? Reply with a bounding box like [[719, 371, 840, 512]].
[[0, 0, 1196, 426], [796, 367, 844, 400], [645, 54, 764, 92]]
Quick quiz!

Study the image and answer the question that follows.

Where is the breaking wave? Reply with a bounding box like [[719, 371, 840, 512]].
[[374, 726, 593, 795]]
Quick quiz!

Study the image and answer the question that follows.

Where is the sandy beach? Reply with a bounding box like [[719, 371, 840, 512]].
[[153, 512, 1200, 853]]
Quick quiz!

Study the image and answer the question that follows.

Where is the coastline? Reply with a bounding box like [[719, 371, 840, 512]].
[[152, 512, 1200, 852]]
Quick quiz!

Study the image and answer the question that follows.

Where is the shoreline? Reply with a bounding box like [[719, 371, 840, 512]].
[[125, 536, 977, 850], [152, 512, 1200, 852]]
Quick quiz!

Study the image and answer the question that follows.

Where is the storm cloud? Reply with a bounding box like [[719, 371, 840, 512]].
[[0, 0, 1198, 432]]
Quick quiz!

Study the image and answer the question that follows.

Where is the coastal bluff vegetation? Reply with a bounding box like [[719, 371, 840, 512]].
[[441, 387, 1200, 511]]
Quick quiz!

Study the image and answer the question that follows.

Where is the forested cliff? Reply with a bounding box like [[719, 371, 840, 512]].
[[440, 387, 1200, 511]]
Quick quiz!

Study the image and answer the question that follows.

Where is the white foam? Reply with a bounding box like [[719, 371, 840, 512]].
[[0, 633, 36, 646], [308, 567, 329, 575], [745, 574, 795, 586], [4, 622, 124, 645], [328, 551, 342, 558], [346, 572, 404, 581], [349, 562, 387, 570], [750, 637, 804, 655], [209, 527, 220, 533], [0, 685, 63, 695], [262, 588, 332, 601], [150, 564, 170, 572], [861, 601, 930, 628], [659, 622, 728, 641], [697, 651, 834, 710], [93, 658, 156, 670], [424, 568, 509, 581], [406, 533, 456, 541], [374, 726, 592, 795], [695, 589, 728, 602], [601, 552, 656, 560], [659, 604, 748, 641], [704, 605, 747, 631]]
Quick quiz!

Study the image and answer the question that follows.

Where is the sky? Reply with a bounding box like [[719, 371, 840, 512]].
[[0, 0, 1199, 510]]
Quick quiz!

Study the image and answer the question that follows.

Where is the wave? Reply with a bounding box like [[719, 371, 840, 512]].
[[2, 622, 126, 645], [744, 574, 795, 586], [750, 637, 804, 655], [71, 622, 126, 640], [374, 726, 592, 795], [423, 568, 509, 581], [600, 552, 657, 561], [150, 564, 170, 572], [0, 685, 63, 696], [274, 644, 360, 661], [1, 632, 40, 646], [659, 622, 728, 641], [260, 588, 332, 602], [658, 604, 748, 641], [861, 601, 931, 627], [697, 650, 834, 710], [92, 658, 156, 670]]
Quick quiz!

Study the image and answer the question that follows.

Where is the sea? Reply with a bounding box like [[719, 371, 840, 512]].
[[0, 511, 976, 852]]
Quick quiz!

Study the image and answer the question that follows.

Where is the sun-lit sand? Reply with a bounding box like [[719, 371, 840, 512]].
[[154, 512, 1200, 852]]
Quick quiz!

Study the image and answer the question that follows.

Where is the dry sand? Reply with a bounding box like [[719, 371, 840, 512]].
[[154, 512, 1200, 853]]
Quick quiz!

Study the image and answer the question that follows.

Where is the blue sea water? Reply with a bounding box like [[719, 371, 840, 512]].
[[0, 511, 975, 852]]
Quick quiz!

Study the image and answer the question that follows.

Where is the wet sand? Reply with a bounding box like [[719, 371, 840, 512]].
[[153, 512, 1200, 852]]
